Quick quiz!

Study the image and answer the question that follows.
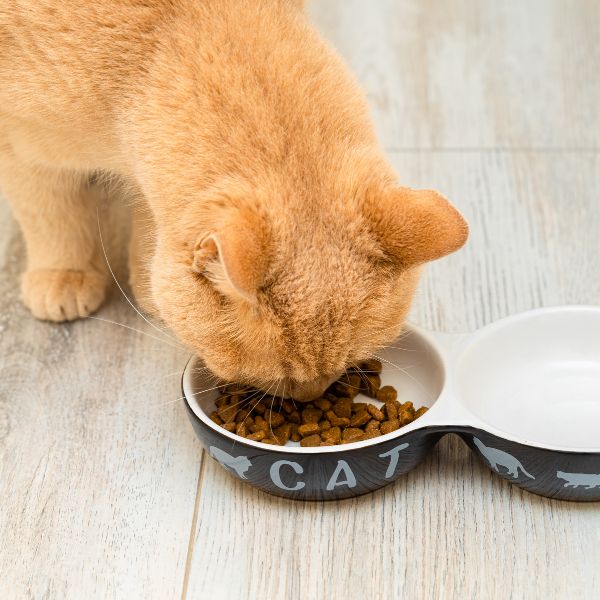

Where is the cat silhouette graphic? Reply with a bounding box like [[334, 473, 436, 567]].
[[473, 437, 535, 480], [557, 471, 600, 490], [209, 446, 253, 479]]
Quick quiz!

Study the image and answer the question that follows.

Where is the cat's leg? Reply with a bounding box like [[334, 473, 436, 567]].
[[128, 197, 159, 317], [0, 143, 107, 321]]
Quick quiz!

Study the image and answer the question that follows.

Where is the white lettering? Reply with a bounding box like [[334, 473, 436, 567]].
[[378, 443, 410, 479], [325, 460, 357, 491], [270, 460, 305, 491]]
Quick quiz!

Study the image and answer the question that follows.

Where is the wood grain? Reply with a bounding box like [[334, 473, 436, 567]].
[[309, 0, 600, 150], [1, 1, 599, 599]]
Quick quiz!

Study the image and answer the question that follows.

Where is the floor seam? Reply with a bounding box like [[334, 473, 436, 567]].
[[384, 146, 599, 153], [181, 449, 207, 600]]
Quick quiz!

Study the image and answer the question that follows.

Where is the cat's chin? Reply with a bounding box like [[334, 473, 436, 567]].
[[279, 374, 341, 402]]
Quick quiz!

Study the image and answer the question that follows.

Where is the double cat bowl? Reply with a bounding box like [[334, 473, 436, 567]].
[[183, 306, 600, 501]]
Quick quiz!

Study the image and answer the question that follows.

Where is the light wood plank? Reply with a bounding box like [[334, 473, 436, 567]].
[[309, 0, 600, 149], [2, 1, 600, 599], [0, 198, 202, 599], [185, 151, 600, 600]]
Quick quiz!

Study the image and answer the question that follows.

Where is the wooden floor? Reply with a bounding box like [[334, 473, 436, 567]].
[[1, 2, 599, 599]]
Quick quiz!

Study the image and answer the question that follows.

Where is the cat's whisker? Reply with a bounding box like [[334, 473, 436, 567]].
[[86, 315, 183, 350], [186, 383, 230, 397], [383, 345, 416, 352], [143, 387, 227, 410], [369, 353, 433, 403], [163, 382, 229, 408], [348, 361, 372, 390], [219, 392, 262, 413], [231, 382, 276, 450], [96, 207, 178, 343], [268, 379, 281, 441]]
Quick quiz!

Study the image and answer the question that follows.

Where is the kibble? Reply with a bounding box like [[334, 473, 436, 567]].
[[209, 359, 429, 446], [300, 433, 322, 447], [377, 385, 398, 403], [301, 406, 323, 424], [298, 422, 320, 437], [367, 404, 385, 421]]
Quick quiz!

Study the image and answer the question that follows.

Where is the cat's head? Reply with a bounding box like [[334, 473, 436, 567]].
[[150, 176, 468, 400]]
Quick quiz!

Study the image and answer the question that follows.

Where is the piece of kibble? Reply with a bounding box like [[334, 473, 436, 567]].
[[399, 410, 414, 426], [351, 402, 368, 413], [365, 419, 381, 432], [363, 374, 381, 397], [288, 410, 301, 424], [364, 429, 382, 439], [319, 419, 331, 431], [215, 396, 230, 408], [217, 404, 238, 423], [264, 410, 285, 428], [313, 398, 332, 411], [298, 422, 321, 437], [320, 441, 336, 446], [253, 402, 266, 415], [380, 419, 400, 435], [331, 381, 359, 398], [250, 415, 269, 433], [209, 411, 224, 425], [260, 437, 278, 444], [325, 410, 350, 427], [236, 422, 248, 437], [246, 430, 266, 441], [332, 398, 352, 419], [345, 372, 362, 389], [301, 406, 323, 424], [300, 434, 322, 447], [342, 427, 365, 443], [290, 424, 301, 442], [384, 401, 398, 421], [274, 423, 292, 445], [414, 406, 428, 419], [349, 410, 371, 427], [356, 359, 383, 374], [400, 401, 415, 415], [366, 404, 385, 421], [222, 422, 237, 432], [377, 385, 398, 403], [324, 392, 339, 403], [281, 399, 294, 414], [236, 409, 249, 423], [321, 426, 342, 444]]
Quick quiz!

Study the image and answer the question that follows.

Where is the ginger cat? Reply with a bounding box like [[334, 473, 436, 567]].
[[0, 1, 468, 399]]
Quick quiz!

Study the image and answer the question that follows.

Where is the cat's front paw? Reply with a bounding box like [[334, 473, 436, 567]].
[[21, 268, 107, 322]]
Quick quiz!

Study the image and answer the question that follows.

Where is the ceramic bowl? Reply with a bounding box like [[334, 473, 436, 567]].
[[182, 305, 600, 501]]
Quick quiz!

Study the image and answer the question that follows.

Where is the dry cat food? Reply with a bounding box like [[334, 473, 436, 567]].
[[209, 359, 428, 447]]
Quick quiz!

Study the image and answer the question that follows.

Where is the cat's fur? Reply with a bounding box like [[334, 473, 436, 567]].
[[0, 1, 468, 399]]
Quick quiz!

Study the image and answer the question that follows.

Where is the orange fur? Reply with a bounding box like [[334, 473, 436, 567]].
[[0, 0, 468, 398]]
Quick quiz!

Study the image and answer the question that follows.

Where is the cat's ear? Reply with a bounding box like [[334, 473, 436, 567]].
[[368, 187, 469, 268], [192, 210, 268, 303]]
